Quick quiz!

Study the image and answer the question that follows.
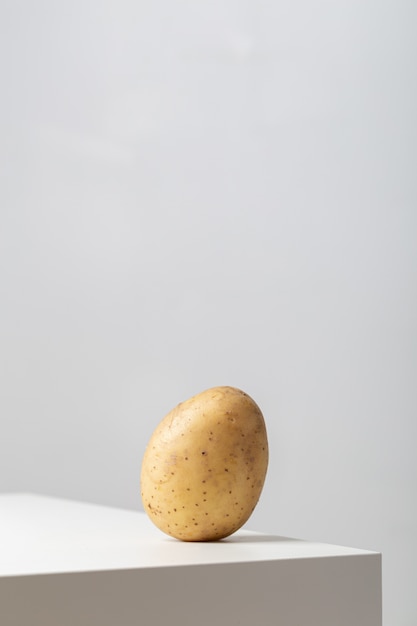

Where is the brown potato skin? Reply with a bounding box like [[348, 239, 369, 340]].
[[140, 386, 268, 541]]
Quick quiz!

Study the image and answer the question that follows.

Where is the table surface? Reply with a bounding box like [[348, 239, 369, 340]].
[[0, 494, 376, 577]]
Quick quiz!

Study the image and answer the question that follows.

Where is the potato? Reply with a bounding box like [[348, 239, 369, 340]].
[[140, 386, 268, 541]]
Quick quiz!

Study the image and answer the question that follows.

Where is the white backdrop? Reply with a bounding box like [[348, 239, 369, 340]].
[[1, 2, 416, 624]]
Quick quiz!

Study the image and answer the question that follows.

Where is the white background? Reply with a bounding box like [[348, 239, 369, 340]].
[[0, 1, 416, 624]]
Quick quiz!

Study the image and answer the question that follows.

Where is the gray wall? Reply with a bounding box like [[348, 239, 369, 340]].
[[1, 2, 416, 624]]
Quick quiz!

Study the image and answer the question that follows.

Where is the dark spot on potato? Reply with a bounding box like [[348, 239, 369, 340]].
[[201, 451, 207, 455]]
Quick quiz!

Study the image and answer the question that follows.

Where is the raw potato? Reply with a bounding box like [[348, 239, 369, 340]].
[[140, 386, 268, 541]]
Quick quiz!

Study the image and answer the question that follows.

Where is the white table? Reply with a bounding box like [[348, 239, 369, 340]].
[[0, 494, 381, 625]]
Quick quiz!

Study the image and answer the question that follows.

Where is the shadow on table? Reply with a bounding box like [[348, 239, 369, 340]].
[[221, 534, 302, 544]]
